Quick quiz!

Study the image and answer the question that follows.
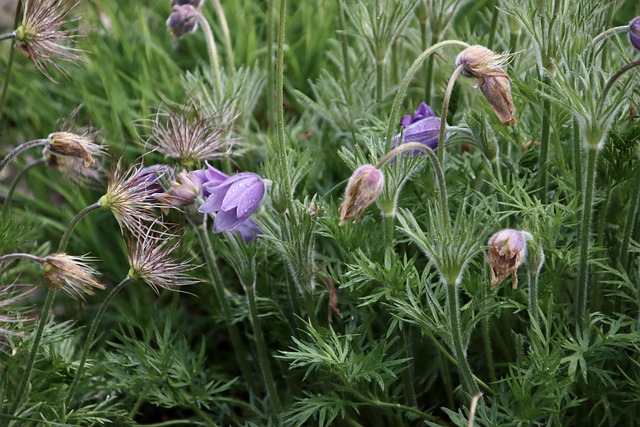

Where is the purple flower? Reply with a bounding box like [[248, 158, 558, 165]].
[[630, 17, 640, 51], [197, 166, 266, 234], [167, 5, 200, 38], [391, 102, 443, 153]]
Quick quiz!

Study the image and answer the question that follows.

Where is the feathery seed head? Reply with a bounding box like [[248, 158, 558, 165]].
[[42, 253, 105, 300]]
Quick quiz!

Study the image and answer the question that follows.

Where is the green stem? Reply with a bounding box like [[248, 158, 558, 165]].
[[0, 1, 21, 121], [0, 139, 48, 175], [336, 0, 351, 91], [377, 142, 450, 233], [591, 25, 629, 48], [275, 0, 291, 198], [9, 287, 55, 417], [538, 93, 551, 204], [619, 174, 640, 271], [129, 383, 150, 419], [445, 281, 479, 397], [376, 56, 384, 106], [1, 158, 44, 219], [573, 118, 582, 195], [437, 64, 463, 167], [400, 328, 417, 407], [246, 281, 283, 415], [193, 406, 220, 427], [384, 214, 394, 249], [487, 0, 499, 48], [598, 60, 640, 111], [65, 276, 131, 406], [576, 147, 598, 324], [195, 12, 222, 101], [193, 225, 254, 389], [58, 201, 102, 252], [593, 183, 612, 311], [384, 40, 470, 152], [527, 269, 539, 327], [211, 0, 235, 76]]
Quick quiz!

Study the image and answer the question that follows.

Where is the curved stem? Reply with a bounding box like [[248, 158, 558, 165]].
[[211, 0, 235, 76], [195, 12, 222, 101], [576, 147, 597, 325], [0, 253, 43, 265], [384, 40, 469, 152], [192, 225, 254, 389], [538, 90, 551, 204], [0, 32, 15, 42], [0, 1, 21, 121], [445, 281, 479, 397], [0, 139, 48, 175], [437, 64, 464, 167], [57, 201, 102, 252], [591, 25, 629, 47], [598, 60, 640, 111], [377, 142, 450, 232], [1, 158, 45, 219], [65, 276, 131, 406], [9, 287, 55, 416], [246, 281, 283, 415], [336, 0, 351, 92]]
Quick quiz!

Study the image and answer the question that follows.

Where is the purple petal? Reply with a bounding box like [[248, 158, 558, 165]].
[[214, 209, 243, 232], [400, 114, 413, 128], [236, 219, 261, 242], [235, 180, 265, 218], [414, 102, 435, 120], [219, 173, 262, 211]]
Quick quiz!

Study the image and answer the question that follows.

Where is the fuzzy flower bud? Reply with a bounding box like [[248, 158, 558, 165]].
[[456, 45, 510, 79], [43, 253, 105, 300], [154, 170, 202, 208], [167, 5, 199, 38], [339, 165, 384, 226], [46, 131, 97, 167], [479, 75, 516, 126], [630, 17, 640, 51], [486, 229, 527, 289]]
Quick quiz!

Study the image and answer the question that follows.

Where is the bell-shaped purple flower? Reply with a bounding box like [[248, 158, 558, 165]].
[[167, 5, 200, 38], [630, 17, 640, 51], [391, 102, 443, 154], [199, 170, 266, 233], [193, 162, 228, 197]]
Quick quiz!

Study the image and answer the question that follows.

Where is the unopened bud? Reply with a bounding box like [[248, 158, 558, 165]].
[[456, 45, 509, 79], [154, 170, 202, 208], [167, 5, 199, 38], [486, 229, 527, 289], [339, 165, 384, 226], [47, 132, 97, 167]]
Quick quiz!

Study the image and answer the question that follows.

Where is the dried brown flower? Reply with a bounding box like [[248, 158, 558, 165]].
[[43, 253, 105, 299], [339, 165, 384, 226], [486, 229, 527, 289], [479, 76, 516, 126]]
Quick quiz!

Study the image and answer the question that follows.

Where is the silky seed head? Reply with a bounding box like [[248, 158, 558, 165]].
[[43, 253, 105, 300], [456, 45, 510, 79]]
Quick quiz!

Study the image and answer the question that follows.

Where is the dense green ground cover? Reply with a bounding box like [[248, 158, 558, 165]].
[[1, 0, 640, 425]]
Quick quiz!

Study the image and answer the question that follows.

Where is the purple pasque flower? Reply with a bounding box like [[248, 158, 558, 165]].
[[630, 17, 640, 51], [197, 164, 266, 234], [167, 5, 200, 38], [391, 102, 443, 153]]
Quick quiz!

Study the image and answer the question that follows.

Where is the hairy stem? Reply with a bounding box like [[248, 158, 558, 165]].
[[384, 40, 469, 152], [9, 287, 55, 417], [487, 0, 499, 48], [211, 0, 235, 76], [0, 2, 21, 121], [538, 93, 551, 204], [437, 64, 464, 167], [336, 0, 351, 91], [0, 253, 43, 265], [195, 12, 223, 101], [65, 276, 131, 406], [58, 201, 102, 252], [598, 60, 640, 110], [275, 0, 291, 199], [576, 146, 598, 324], [1, 159, 45, 219], [0, 139, 48, 175]]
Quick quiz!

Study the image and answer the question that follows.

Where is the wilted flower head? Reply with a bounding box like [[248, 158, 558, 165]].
[[479, 75, 516, 126], [154, 169, 202, 209], [99, 161, 168, 235], [339, 165, 384, 226], [15, 0, 83, 80], [391, 102, 443, 153], [127, 228, 200, 293], [145, 104, 235, 166], [167, 4, 200, 38], [486, 229, 527, 289], [630, 17, 640, 51], [43, 129, 106, 182], [199, 169, 267, 233], [42, 253, 105, 299], [456, 45, 509, 79]]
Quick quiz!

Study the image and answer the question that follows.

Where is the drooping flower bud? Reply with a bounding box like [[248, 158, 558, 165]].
[[166, 5, 200, 38], [455, 45, 509, 79], [154, 170, 202, 208], [486, 229, 527, 289], [46, 131, 97, 167], [479, 75, 516, 126], [338, 165, 384, 226], [629, 17, 640, 51]]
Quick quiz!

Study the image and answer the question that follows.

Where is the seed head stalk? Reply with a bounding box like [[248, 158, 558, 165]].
[[0, 1, 21, 121], [437, 64, 464, 167], [65, 276, 132, 405], [1, 159, 45, 219], [0, 139, 48, 175], [276, 0, 291, 201], [576, 145, 597, 324], [194, 12, 222, 101]]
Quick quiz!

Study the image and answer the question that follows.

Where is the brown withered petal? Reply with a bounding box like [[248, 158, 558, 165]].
[[47, 131, 100, 167], [15, 0, 83, 80], [43, 253, 105, 300], [479, 76, 516, 126], [486, 229, 526, 289], [339, 165, 384, 226]]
